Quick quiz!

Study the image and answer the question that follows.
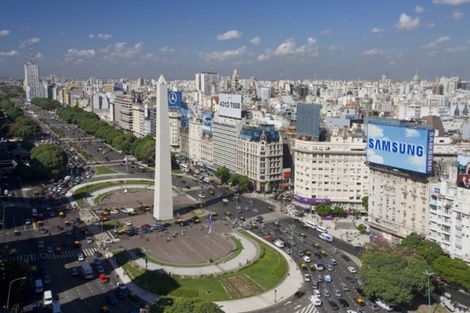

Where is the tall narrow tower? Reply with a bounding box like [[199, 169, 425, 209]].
[[153, 75, 174, 220]]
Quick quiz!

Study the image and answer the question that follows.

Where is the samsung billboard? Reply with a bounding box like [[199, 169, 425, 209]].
[[219, 93, 242, 119], [366, 123, 434, 174]]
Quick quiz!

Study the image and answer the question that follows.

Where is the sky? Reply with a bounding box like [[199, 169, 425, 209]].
[[1, 0, 470, 81]]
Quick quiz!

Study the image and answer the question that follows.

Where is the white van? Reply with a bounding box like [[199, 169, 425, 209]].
[[34, 279, 43, 293], [376, 299, 393, 311], [309, 295, 322, 306], [274, 239, 285, 248], [316, 225, 327, 233], [203, 177, 212, 183], [43, 290, 53, 306], [305, 221, 317, 229]]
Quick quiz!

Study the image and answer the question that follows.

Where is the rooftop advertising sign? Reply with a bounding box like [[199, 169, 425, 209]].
[[218, 93, 242, 119], [366, 123, 434, 174]]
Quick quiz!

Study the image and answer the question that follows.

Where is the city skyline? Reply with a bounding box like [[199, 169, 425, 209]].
[[1, 0, 470, 81]]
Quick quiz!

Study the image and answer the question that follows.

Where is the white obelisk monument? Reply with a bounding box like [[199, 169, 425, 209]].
[[153, 75, 174, 220]]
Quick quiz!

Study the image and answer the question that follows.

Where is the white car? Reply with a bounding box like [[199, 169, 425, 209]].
[[117, 282, 127, 290], [25, 219, 31, 225], [86, 237, 94, 244], [302, 255, 311, 263], [313, 289, 322, 297], [37, 241, 44, 249], [126, 221, 132, 226], [309, 295, 322, 306], [348, 267, 357, 273], [304, 274, 311, 282], [77, 253, 85, 261]]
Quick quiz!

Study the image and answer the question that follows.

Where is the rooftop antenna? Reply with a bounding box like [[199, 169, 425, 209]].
[[280, 68, 282, 80], [29, 40, 35, 64], [211, 53, 214, 73]]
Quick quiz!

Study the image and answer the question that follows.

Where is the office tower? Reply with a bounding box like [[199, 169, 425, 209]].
[[153, 75, 174, 221], [296, 103, 321, 140], [23, 54, 44, 102]]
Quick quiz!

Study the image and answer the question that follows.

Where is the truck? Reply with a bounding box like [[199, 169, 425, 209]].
[[81, 263, 93, 279]]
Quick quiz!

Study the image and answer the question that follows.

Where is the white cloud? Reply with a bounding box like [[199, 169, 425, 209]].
[[445, 46, 466, 52], [321, 29, 331, 35], [328, 45, 344, 51], [0, 29, 10, 37], [452, 9, 464, 19], [415, 5, 425, 13], [159, 46, 175, 52], [426, 22, 436, 28], [20, 37, 40, 48], [368, 124, 385, 138], [405, 129, 421, 137], [274, 37, 318, 56], [395, 13, 420, 30], [201, 46, 247, 62], [361, 48, 387, 56], [257, 53, 270, 61], [64, 49, 96, 61], [89, 33, 113, 40], [371, 27, 384, 33], [433, 0, 470, 5], [101, 42, 143, 59], [250, 36, 260, 45], [35, 52, 42, 59], [0, 50, 18, 57], [217, 30, 242, 41], [422, 36, 450, 49]]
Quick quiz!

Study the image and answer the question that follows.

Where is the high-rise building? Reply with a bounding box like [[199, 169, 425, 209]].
[[113, 94, 134, 131], [296, 103, 321, 140], [212, 114, 243, 172], [195, 72, 219, 96], [24, 60, 44, 102]]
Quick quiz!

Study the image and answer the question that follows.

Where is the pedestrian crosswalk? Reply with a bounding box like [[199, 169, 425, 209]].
[[295, 303, 318, 313], [14, 248, 99, 262]]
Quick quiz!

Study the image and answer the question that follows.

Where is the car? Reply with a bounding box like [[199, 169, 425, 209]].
[[367, 301, 380, 311], [40, 228, 48, 234], [315, 274, 324, 282], [128, 292, 139, 301], [309, 295, 322, 306], [39, 253, 48, 260], [322, 289, 331, 297], [106, 294, 118, 305], [37, 241, 45, 248], [77, 253, 85, 261], [312, 279, 320, 289], [313, 289, 321, 297], [86, 237, 94, 244], [330, 247, 339, 253], [117, 282, 127, 290], [355, 298, 366, 306], [326, 264, 334, 271], [98, 273, 109, 283], [93, 258, 102, 266], [125, 221, 132, 226], [43, 274, 51, 284], [314, 252, 323, 259], [347, 311, 359, 313], [356, 288, 366, 296], [297, 249, 305, 257], [338, 298, 349, 307], [333, 288, 342, 297], [303, 255, 311, 263], [65, 230, 72, 236], [294, 290, 306, 298], [345, 276, 356, 283], [71, 268, 79, 276], [25, 219, 31, 225], [340, 282, 350, 291], [329, 258, 338, 265], [115, 289, 127, 299], [340, 254, 351, 261], [348, 266, 357, 273], [324, 275, 332, 283], [97, 265, 105, 274], [47, 247, 53, 254], [328, 300, 339, 310], [304, 274, 311, 282], [316, 263, 324, 271]]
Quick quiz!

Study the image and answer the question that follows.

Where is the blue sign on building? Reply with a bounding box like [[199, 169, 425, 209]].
[[168, 91, 182, 109]]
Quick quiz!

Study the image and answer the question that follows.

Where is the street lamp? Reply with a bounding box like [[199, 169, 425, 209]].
[[145, 259, 148, 295], [274, 289, 277, 303], [6, 276, 26, 311], [423, 270, 434, 313]]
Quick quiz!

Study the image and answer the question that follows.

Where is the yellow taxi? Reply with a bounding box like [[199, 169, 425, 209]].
[[175, 219, 184, 224], [13, 229, 21, 236], [37, 220, 44, 226], [64, 220, 71, 226], [59, 211, 65, 218], [313, 242, 321, 249], [309, 264, 316, 271], [300, 263, 308, 270], [320, 250, 328, 257]]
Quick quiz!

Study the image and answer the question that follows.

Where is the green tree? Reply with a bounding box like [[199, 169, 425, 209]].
[[133, 136, 156, 164], [30, 144, 68, 178], [164, 297, 223, 313], [361, 196, 369, 212], [433, 256, 470, 290], [332, 205, 345, 217], [228, 173, 241, 187], [7, 116, 40, 140], [215, 166, 230, 184], [399, 233, 444, 265], [238, 175, 252, 192], [315, 203, 333, 217], [359, 244, 430, 305]]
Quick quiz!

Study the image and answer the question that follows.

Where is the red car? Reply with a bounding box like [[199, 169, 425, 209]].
[[99, 273, 109, 283]]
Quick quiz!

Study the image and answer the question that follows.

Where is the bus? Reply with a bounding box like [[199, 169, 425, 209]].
[[305, 221, 317, 230], [179, 164, 190, 173], [319, 233, 334, 242]]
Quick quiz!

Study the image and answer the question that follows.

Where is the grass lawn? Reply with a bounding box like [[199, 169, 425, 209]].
[[95, 166, 118, 175], [114, 230, 288, 301]]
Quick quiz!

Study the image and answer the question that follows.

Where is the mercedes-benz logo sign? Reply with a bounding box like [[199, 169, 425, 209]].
[[169, 92, 178, 105]]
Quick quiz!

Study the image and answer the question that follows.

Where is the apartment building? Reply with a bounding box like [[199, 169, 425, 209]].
[[113, 94, 133, 131], [212, 114, 243, 172], [188, 115, 213, 165], [293, 127, 368, 211], [237, 124, 283, 192]]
